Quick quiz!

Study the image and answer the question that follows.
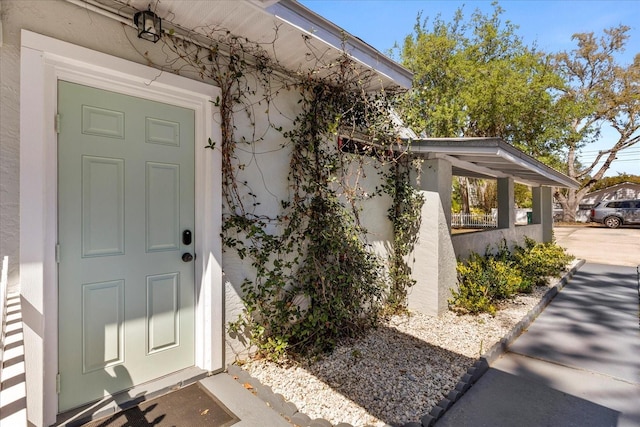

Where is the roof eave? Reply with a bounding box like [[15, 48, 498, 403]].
[[265, 0, 413, 89]]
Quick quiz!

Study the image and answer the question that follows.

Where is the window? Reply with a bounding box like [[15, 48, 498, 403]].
[[337, 136, 395, 160]]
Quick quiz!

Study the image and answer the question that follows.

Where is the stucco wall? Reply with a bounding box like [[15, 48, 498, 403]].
[[1, 0, 395, 362], [221, 120, 395, 362], [451, 224, 543, 260], [2, 5, 397, 423], [1, 0, 21, 291]]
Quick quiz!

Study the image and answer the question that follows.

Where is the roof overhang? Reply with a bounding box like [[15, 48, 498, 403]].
[[408, 138, 579, 189], [264, 0, 413, 89], [65, 0, 413, 90]]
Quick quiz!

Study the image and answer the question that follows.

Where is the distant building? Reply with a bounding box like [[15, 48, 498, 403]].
[[575, 182, 640, 222]]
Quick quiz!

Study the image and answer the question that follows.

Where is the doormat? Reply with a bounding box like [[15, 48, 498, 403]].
[[82, 383, 240, 427]]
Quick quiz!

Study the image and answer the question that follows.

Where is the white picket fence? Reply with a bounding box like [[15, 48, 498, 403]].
[[451, 212, 497, 228]]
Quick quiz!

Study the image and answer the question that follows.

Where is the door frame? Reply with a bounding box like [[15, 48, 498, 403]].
[[20, 30, 223, 425]]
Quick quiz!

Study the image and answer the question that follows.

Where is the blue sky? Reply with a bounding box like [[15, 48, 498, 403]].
[[300, 0, 640, 176]]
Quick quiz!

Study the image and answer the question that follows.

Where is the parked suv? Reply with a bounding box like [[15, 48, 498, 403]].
[[589, 199, 640, 228]]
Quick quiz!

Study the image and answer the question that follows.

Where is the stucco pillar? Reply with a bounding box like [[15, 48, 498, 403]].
[[532, 186, 553, 242], [420, 158, 452, 229], [497, 177, 514, 229], [407, 158, 457, 316]]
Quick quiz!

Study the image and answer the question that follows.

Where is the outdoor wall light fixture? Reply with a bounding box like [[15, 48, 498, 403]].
[[134, 6, 162, 43]]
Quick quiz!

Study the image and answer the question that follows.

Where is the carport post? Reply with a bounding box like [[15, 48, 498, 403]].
[[419, 158, 453, 229], [532, 186, 553, 242], [497, 177, 515, 229], [406, 157, 457, 316]]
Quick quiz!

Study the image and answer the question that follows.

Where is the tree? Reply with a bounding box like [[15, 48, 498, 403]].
[[398, 3, 568, 219], [398, 3, 567, 158], [552, 26, 640, 221]]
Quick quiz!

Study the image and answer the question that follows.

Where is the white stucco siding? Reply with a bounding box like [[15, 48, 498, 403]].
[[451, 224, 544, 260], [221, 85, 302, 362], [220, 92, 396, 363], [2, 0, 398, 393], [342, 160, 394, 258], [0, 30, 20, 290]]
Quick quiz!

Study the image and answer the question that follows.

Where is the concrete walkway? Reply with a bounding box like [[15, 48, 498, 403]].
[[435, 262, 640, 427]]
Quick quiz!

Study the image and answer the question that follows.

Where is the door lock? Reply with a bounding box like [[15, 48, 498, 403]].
[[182, 229, 192, 245], [182, 252, 194, 262]]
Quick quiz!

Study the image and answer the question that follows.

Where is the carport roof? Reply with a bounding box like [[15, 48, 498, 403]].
[[407, 138, 579, 189]]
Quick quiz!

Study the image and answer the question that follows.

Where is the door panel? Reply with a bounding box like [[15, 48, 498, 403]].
[[81, 105, 125, 139], [82, 280, 124, 372], [146, 272, 180, 353], [58, 81, 196, 411], [81, 156, 125, 257], [146, 162, 181, 252]]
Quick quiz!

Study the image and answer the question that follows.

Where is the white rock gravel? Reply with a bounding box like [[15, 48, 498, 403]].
[[240, 279, 561, 427]]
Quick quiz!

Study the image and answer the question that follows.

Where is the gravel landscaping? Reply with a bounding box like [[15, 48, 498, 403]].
[[237, 261, 580, 427]]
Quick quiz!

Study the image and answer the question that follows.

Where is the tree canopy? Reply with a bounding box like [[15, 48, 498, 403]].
[[398, 3, 567, 160], [553, 26, 640, 219], [397, 3, 640, 220]]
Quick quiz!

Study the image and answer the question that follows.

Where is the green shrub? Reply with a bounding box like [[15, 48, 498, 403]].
[[450, 252, 521, 314], [450, 238, 573, 315], [452, 253, 496, 315], [514, 237, 574, 286]]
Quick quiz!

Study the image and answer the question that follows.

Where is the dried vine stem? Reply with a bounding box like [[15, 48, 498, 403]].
[[138, 21, 424, 358]]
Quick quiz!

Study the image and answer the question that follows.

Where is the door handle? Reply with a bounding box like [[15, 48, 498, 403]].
[[182, 252, 194, 262]]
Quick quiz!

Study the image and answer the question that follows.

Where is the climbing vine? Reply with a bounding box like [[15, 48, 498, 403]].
[[382, 156, 425, 313], [135, 21, 423, 358]]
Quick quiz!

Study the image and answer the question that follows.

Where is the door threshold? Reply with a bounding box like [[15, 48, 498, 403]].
[[55, 366, 210, 427]]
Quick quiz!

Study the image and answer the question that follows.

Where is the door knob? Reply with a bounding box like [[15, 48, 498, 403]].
[[182, 252, 194, 262]]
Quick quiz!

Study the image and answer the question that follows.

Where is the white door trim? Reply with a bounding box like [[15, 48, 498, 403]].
[[20, 30, 223, 425]]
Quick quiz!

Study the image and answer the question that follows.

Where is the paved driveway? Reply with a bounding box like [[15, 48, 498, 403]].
[[553, 225, 640, 267]]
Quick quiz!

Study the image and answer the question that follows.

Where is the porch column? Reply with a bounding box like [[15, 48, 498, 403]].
[[497, 177, 514, 229], [420, 158, 452, 229], [407, 158, 457, 316], [532, 186, 553, 242]]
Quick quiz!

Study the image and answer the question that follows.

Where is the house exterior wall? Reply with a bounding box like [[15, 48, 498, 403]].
[[1, 0, 22, 292], [1, 1, 248, 423], [1, 2, 397, 423], [407, 190, 457, 316], [222, 134, 396, 361], [580, 182, 640, 205]]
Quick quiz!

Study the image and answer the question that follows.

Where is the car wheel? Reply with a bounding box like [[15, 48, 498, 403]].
[[604, 216, 622, 229]]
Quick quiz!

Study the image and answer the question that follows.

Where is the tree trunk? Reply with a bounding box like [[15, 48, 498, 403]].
[[458, 177, 470, 214], [556, 185, 595, 223]]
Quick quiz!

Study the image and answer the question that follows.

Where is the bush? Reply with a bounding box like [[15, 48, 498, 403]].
[[450, 238, 573, 315], [514, 237, 574, 286], [451, 251, 522, 314]]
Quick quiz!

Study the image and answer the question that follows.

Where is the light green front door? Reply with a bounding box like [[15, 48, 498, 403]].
[[57, 81, 196, 411]]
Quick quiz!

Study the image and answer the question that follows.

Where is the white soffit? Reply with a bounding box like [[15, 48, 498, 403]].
[[70, 0, 412, 90], [409, 138, 579, 189]]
